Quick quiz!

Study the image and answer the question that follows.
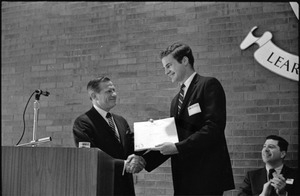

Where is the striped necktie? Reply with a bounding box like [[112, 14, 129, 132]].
[[177, 84, 185, 114], [106, 112, 120, 142]]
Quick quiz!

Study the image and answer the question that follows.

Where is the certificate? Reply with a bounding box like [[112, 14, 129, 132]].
[[134, 117, 178, 151]]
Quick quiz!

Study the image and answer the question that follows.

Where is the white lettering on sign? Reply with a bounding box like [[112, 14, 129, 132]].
[[240, 26, 299, 82]]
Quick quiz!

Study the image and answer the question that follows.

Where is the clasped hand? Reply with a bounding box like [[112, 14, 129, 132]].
[[125, 154, 146, 174], [271, 174, 286, 195], [261, 173, 287, 196]]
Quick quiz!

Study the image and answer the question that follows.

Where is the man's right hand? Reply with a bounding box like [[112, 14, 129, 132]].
[[259, 181, 272, 196], [125, 154, 146, 174]]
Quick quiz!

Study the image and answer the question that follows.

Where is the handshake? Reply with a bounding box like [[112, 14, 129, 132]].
[[124, 154, 146, 174]]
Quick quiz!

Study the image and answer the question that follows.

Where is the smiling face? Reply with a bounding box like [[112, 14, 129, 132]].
[[92, 81, 117, 111], [262, 139, 286, 167], [162, 54, 187, 83]]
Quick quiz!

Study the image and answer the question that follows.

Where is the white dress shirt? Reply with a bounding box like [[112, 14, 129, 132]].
[[180, 72, 196, 98]]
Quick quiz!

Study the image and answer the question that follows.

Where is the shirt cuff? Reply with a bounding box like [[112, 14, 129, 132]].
[[122, 160, 127, 176]]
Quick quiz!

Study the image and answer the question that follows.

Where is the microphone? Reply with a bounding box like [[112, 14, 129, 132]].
[[35, 89, 50, 96]]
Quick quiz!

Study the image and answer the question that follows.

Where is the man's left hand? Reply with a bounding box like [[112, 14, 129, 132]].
[[151, 142, 178, 155], [271, 174, 287, 196]]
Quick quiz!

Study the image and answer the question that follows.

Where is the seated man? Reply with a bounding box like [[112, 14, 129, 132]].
[[238, 135, 299, 196]]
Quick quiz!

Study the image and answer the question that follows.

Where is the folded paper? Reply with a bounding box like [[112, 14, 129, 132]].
[[134, 117, 179, 151]]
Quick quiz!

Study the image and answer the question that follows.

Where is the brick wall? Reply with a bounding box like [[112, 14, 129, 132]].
[[1, 2, 298, 196]]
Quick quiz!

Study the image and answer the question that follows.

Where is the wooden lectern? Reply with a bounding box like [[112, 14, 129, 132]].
[[1, 146, 115, 196]]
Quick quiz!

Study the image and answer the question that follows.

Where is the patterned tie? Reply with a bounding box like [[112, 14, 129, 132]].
[[106, 112, 120, 142], [268, 168, 276, 195], [177, 84, 185, 114]]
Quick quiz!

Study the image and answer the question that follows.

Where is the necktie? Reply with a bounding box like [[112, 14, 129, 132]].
[[268, 168, 276, 195], [106, 112, 120, 142], [268, 168, 276, 180], [177, 84, 185, 114]]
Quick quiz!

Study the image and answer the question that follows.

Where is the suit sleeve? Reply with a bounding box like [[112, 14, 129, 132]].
[[143, 151, 169, 172], [114, 158, 126, 174], [238, 171, 253, 196], [72, 116, 96, 147], [175, 77, 227, 158]]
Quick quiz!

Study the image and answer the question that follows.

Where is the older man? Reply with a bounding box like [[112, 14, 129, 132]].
[[73, 76, 145, 196]]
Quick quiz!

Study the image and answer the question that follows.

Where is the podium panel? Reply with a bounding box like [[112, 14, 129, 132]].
[[1, 146, 114, 196]]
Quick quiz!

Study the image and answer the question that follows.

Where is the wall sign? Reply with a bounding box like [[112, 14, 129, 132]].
[[289, 2, 299, 19], [240, 26, 299, 82]]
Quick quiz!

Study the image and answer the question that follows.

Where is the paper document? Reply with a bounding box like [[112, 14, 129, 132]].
[[134, 117, 178, 151]]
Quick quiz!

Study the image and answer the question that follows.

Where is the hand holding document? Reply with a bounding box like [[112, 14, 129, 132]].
[[134, 117, 179, 151]]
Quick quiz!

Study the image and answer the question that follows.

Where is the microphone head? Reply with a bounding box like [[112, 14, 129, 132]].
[[44, 91, 50, 96], [35, 89, 50, 96]]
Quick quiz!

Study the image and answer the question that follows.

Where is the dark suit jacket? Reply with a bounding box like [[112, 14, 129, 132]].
[[238, 165, 300, 196], [73, 107, 136, 196], [143, 74, 235, 195]]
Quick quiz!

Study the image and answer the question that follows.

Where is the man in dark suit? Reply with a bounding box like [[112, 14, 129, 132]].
[[238, 135, 299, 196], [141, 43, 235, 195], [73, 76, 145, 196]]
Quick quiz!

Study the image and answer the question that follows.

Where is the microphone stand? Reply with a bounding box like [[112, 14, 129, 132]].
[[17, 93, 52, 147]]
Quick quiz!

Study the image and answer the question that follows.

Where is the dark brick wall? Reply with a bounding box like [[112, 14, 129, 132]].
[[2, 2, 298, 195]]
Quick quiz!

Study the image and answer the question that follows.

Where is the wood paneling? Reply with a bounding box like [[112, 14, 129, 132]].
[[1, 146, 114, 196]]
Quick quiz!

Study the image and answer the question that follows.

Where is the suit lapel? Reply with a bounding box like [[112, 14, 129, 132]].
[[86, 107, 122, 144], [252, 168, 268, 194], [86, 107, 109, 130], [259, 168, 268, 184], [174, 93, 180, 116], [178, 74, 200, 116]]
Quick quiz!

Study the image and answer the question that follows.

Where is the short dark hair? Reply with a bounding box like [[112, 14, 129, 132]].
[[266, 135, 289, 152], [87, 76, 111, 93], [159, 42, 195, 68]]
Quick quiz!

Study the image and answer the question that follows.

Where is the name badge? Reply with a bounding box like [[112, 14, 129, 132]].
[[79, 142, 91, 148], [188, 103, 201, 116], [286, 178, 294, 184]]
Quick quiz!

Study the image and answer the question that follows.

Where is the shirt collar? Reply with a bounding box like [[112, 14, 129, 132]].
[[266, 164, 284, 174], [93, 104, 109, 120], [181, 72, 196, 96]]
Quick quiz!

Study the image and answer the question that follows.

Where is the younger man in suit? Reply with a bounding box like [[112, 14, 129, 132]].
[[73, 76, 145, 196], [238, 135, 299, 196], [141, 42, 235, 195]]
